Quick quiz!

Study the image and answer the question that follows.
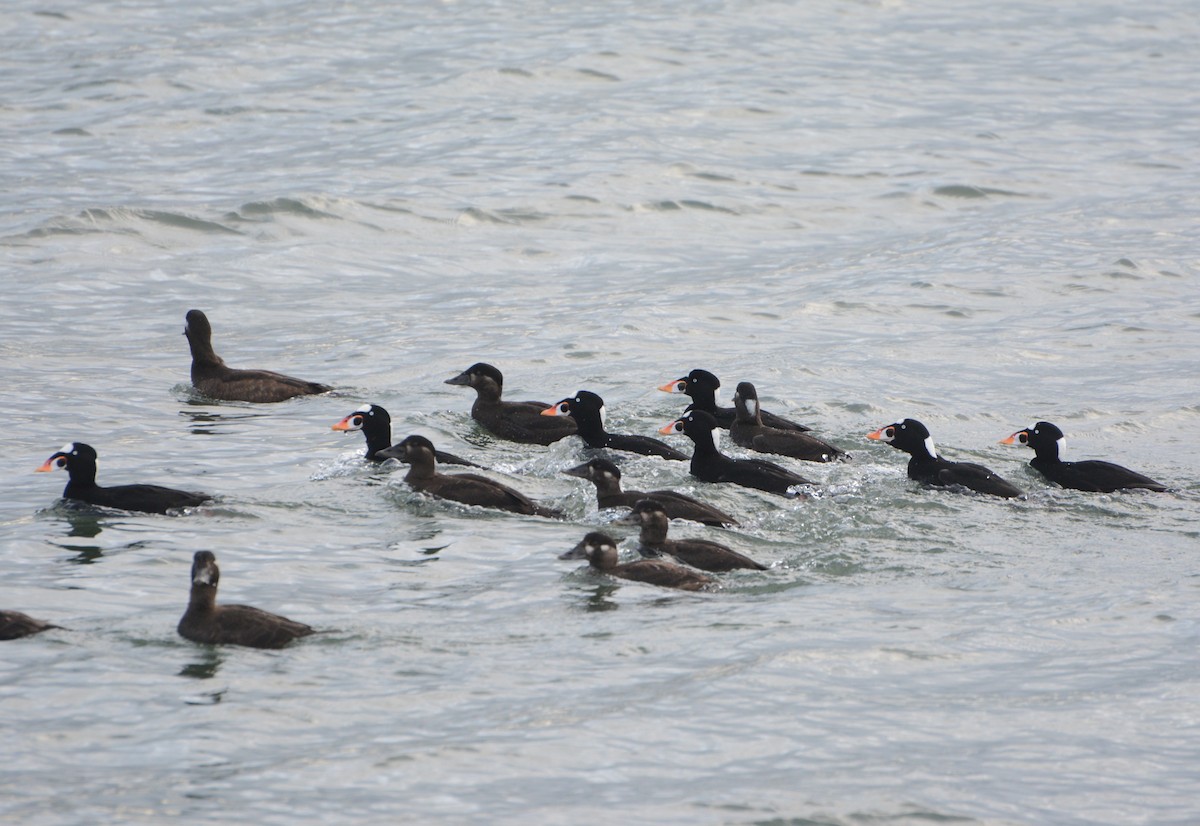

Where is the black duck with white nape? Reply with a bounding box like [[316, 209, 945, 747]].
[[559, 531, 715, 592], [445, 362, 576, 445], [1001, 421, 1167, 493], [332, 403, 480, 467], [177, 551, 315, 649], [37, 442, 211, 514], [542, 390, 687, 460], [562, 457, 739, 527], [658, 368, 811, 432], [377, 434, 562, 518], [184, 309, 332, 403], [730, 381, 848, 463], [660, 410, 813, 496], [618, 498, 767, 572], [867, 418, 1023, 499]]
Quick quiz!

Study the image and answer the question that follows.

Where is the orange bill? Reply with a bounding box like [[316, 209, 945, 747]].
[[658, 420, 682, 435], [657, 378, 687, 394], [331, 415, 356, 431], [865, 428, 887, 441]]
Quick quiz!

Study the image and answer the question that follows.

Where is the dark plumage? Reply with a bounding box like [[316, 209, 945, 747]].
[[659, 369, 810, 432], [618, 499, 766, 572], [332, 404, 480, 467], [563, 457, 739, 526], [867, 418, 1023, 499], [37, 442, 211, 514], [1, 610, 62, 641], [177, 551, 315, 649], [445, 362, 576, 445], [1001, 421, 1167, 493], [731, 382, 848, 463], [660, 410, 813, 496], [184, 309, 332, 403], [542, 390, 687, 460], [559, 531, 715, 591], [377, 435, 562, 518]]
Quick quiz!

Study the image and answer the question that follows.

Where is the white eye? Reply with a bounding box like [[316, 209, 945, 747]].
[[923, 436, 938, 458]]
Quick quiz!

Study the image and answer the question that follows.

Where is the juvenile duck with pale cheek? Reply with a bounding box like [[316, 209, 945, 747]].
[[542, 390, 687, 460], [559, 531, 715, 592], [332, 404, 480, 467], [445, 362, 576, 445], [731, 381, 847, 463], [177, 551, 315, 649], [37, 442, 211, 514], [1001, 421, 1167, 493], [377, 435, 562, 518], [618, 498, 766, 572], [562, 457, 739, 526], [867, 418, 1023, 499], [184, 309, 332, 403]]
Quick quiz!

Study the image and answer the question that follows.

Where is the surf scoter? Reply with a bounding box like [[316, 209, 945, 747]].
[[332, 404, 480, 467], [1001, 421, 1167, 493], [658, 369, 811, 432], [562, 457, 739, 526], [1, 610, 62, 641], [731, 382, 847, 463], [177, 551, 315, 649], [542, 390, 687, 460], [618, 499, 766, 572], [559, 531, 715, 592], [660, 410, 813, 496], [867, 418, 1023, 499], [184, 309, 332, 403], [445, 362, 576, 445], [377, 435, 562, 517], [37, 442, 211, 514]]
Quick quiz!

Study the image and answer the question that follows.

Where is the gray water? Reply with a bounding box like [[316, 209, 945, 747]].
[[2, 1, 1198, 823]]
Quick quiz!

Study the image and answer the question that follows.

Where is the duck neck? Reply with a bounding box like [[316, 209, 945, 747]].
[[362, 424, 392, 461], [404, 454, 438, 482], [638, 516, 670, 547], [185, 328, 224, 368], [572, 411, 607, 447], [186, 583, 217, 617]]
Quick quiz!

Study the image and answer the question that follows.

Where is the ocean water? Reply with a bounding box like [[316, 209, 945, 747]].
[[2, 1, 1198, 824]]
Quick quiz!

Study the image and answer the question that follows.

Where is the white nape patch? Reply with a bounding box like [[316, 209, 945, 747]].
[[747, 398, 760, 418], [598, 405, 607, 428], [1057, 436, 1066, 459], [355, 403, 372, 414], [59, 442, 75, 454], [923, 436, 938, 458], [712, 427, 722, 451]]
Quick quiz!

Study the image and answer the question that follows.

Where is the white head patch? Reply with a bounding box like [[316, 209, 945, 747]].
[[59, 442, 76, 455], [747, 397, 760, 418], [355, 404, 372, 414], [923, 436, 938, 458], [598, 404, 607, 427], [1057, 436, 1066, 458]]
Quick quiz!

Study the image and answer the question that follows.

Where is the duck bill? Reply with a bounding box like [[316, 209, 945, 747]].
[[444, 371, 471, 386], [658, 420, 683, 436], [562, 462, 591, 478], [331, 415, 356, 432], [540, 401, 570, 418], [1000, 432, 1023, 446], [35, 457, 59, 472], [558, 542, 588, 560], [865, 428, 887, 441], [657, 378, 687, 394], [374, 446, 403, 461]]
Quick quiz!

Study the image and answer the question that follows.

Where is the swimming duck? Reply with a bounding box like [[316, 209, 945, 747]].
[[37, 442, 211, 514], [177, 551, 315, 649], [618, 499, 766, 572], [867, 418, 1023, 499], [559, 531, 715, 591], [377, 435, 562, 517], [731, 382, 848, 462], [658, 369, 810, 431], [542, 390, 687, 460], [1001, 421, 1167, 492], [562, 457, 739, 526], [445, 363, 576, 445], [332, 404, 480, 467], [184, 309, 332, 403], [660, 410, 813, 496], [1, 610, 62, 641]]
